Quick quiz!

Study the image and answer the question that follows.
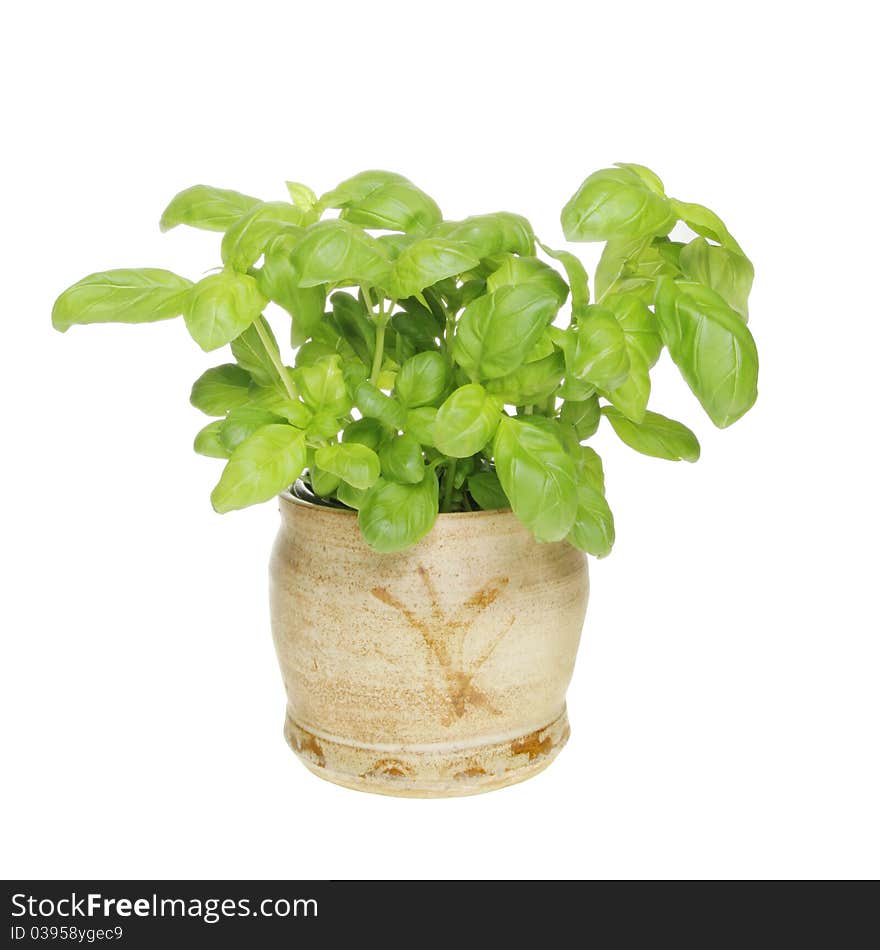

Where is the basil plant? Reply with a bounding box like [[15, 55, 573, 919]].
[[52, 165, 758, 554]]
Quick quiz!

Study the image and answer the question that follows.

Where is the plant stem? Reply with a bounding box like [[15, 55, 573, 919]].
[[441, 459, 457, 512], [362, 285, 376, 314], [254, 318, 296, 400], [362, 288, 393, 387], [370, 318, 387, 385], [445, 309, 455, 355]]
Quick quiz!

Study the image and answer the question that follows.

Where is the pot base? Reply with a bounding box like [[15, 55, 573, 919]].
[[284, 709, 571, 798]]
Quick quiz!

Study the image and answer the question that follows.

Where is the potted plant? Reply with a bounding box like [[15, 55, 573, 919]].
[[52, 165, 758, 796]]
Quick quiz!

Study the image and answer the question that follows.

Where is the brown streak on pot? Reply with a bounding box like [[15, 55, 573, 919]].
[[362, 758, 412, 778], [371, 584, 452, 669], [471, 614, 516, 676], [510, 729, 553, 762], [462, 577, 509, 612], [293, 731, 326, 768], [372, 575, 519, 720], [445, 672, 502, 720], [416, 564, 446, 628]]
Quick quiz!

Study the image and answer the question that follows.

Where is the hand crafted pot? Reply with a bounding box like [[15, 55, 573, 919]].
[[269, 488, 589, 797]]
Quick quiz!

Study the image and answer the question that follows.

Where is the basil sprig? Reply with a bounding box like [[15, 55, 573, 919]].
[[53, 165, 758, 554]]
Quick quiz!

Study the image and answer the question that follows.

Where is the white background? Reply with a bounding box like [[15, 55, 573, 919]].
[[2, 0, 878, 880]]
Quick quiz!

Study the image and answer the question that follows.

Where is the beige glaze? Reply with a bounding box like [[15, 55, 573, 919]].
[[269, 491, 589, 797]]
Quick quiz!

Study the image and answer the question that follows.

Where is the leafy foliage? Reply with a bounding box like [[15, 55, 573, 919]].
[[52, 165, 759, 554]]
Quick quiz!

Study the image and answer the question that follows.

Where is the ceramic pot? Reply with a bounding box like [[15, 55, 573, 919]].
[[269, 489, 589, 797]]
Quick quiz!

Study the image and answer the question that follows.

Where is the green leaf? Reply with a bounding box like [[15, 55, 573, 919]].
[[552, 327, 595, 401], [256, 232, 325, 345], [296, 337, 350, 368], [467, 470, 509, 510], [603, 407, 700, 462], [320, 170, 442, 232], [570, 306, 630, 390], [354, 381, 405, 428], [557, 376, 595, 401], [285, 181, 317, 211], [656, 237, 685, 268], [379, 432, 425, 484], [389, 327, 418, 367], [294, 354, 351, 416], [670, 199, 744, 255], [522, 414, 581, 455], [244, 387, 312, 427], [538, 243, 590, 315], [655, 279, 759, 428], [567, 479, 615, 557], [594, 236, 647, 300], [493, 415, 577, 542], [485, 351, 564, 404], [315, 442, 381, 490], [389, 238, 480, 299], [561, 166, 674, 242], [453, 456, 476, 488], [159, 185, 260, 233], [594, 235, 682, 303], [525, 331, 557, 362], [229, 316, 281, 387], [307, 411, 346, 440], [358, 472, 439, 553], [602, 347, 650, 423], [575, 444, 605, 490], [190, 364, 252, 416], [386, 326, 416, 368], [560, 396, 601, 439], [193, 420, 229, 459], [395, 351, 450, 408], [434, 212, 535, 257], [391, 300, 442, 351], [434, 383, 502, 458], [547, 325, 574, 358], [398, 294, 444, 324], [184, 271, 267, 352], [614, 162, 666, 196], [486, 255, 569, 306], [221, 201, 309, 272], [377, 233, 418, 259], [338, 348, 369, 388], [52, 269, 192, 332], [405, 406, 438, 446], [679, 237, 753, 320], [211, 424, 306, 513], [452, 284, 558, 380], [604, 292, 663, 368], [309, 459, 340, 496], [289, 219, 390, 289], [453, 279, 488, 310], [342, 417, 387, 452], [337, 481, 367, 509], [220, 407, 285, 452], [329, 292, 375, 366]]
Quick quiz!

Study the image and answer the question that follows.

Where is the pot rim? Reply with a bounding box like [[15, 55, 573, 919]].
[[279, 487, 513, 519]]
